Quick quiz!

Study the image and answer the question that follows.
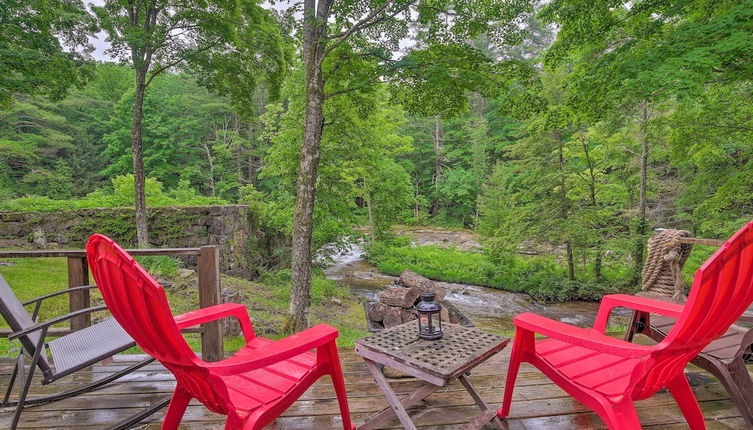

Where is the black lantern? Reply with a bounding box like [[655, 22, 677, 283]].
[[415, 291, 442, 340]]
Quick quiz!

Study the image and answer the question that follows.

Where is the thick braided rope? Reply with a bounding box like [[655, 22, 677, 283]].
[[641, 229, 693, 300]]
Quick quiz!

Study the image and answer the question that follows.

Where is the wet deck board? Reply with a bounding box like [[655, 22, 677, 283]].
[[0, 348, 749, 429]]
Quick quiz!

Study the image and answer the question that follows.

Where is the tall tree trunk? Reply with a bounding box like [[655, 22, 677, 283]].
[[201, 140, 216, 197], [581, 134, 602, 281], [288, 0, 327, 332], [565, 241, 575, 280], [247, 155, 255, 182], [634, 101, 650, 285], [414, 177, 421, 220], [430, 115, 443, 217], [365, 179, 374, 245], [556, 130, 575, 281], [132, 69, 149, 248]]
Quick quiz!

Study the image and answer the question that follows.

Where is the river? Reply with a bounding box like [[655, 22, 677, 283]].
[[323, 232, 629, 333]]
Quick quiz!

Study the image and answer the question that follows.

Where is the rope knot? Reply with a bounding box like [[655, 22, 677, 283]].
[[642, 229, 693, 300]]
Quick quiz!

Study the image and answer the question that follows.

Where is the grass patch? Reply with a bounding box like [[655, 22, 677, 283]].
[[0, 254, 367, 356], [0, 257, 76, 324], [682, 245, 718, 285], [368, 243, 497, 285], [135, 255, 182, 278], [366, 241, 621, 302]]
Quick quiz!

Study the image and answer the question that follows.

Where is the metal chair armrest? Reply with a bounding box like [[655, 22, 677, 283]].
[[9, 306, 108, 339], [23, 285, 99, 320], [21, 285, 98, 306]]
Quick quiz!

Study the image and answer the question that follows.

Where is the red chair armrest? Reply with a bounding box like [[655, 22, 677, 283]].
[[593, 294, 685, 332], [202, 324, 339, 375], [515, 312, 656, 358], [174, 303, 255, 341]]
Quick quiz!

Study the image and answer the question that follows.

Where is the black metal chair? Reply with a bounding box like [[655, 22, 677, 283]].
[[0, 273, 168, 429]]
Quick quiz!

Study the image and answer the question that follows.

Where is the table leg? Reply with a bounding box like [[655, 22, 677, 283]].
[[459, 374, 504, 430], [360, 359, 439, 430]]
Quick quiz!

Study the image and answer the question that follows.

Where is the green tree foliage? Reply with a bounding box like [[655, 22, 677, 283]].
[[260, 73, 414, 248], [0, 0, 96, 107], [92, 0, 287, 246], [0, 64, 269, 207], [541, 0, 753, 114], [0, 175, 224, 212], [5, 0, 753, 304], [0, 97, 78, 199], [0, 64, 134, 201], [101, 73, 249, 199], [669, 83, 753, 236]]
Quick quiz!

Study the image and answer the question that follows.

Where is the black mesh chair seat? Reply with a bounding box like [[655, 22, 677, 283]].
[[47, 317, 136, 377]]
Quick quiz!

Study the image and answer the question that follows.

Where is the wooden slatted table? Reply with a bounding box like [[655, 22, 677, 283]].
[[355, 322, 510, 430]]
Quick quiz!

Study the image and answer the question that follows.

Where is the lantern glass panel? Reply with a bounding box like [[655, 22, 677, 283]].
[[415, 291, 442, 340]]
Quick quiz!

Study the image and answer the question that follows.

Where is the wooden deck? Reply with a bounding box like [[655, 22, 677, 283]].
[[0, 347, 749, 429]]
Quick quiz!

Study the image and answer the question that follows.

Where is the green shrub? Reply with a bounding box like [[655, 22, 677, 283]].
[[0, 175, 226, 212], [259, 268, 349, 306], [366, 242, 621, 302]]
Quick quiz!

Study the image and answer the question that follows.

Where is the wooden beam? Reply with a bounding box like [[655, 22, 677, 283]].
[[653, 229, 724, 247], [198, 245, 223, 362], [67, 257, 90, 331], [0, 248, 201, 259], [677, 237, 725, 247]]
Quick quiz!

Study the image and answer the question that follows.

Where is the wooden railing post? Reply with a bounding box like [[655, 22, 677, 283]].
[[67, 256, 90, 330], [198, 245, 223, 361]]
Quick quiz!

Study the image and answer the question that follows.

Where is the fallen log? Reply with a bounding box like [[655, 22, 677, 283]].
[[401, 308, 418, 323], [367, 302, 387, 322], [380, 286, 421, 307], [383, 307, 403, 328]]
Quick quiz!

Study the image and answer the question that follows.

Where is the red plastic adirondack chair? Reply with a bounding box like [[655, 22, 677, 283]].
[[498, 220, 753, 429], [86, 234, 355, 430]]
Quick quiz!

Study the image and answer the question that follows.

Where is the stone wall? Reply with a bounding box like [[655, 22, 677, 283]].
[[0, 205, 286, 277]]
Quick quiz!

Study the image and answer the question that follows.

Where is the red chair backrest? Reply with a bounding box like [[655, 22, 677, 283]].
[[86, 234, 230, 414], [631, 220, 753, 398]]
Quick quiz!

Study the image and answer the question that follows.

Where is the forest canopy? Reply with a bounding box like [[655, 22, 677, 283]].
[[1, 0, 752, 299]]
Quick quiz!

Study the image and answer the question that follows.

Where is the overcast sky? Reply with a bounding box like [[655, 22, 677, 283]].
[[85, 1, 112, 61]]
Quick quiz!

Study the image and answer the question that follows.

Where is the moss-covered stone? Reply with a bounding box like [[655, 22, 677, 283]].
[[0, 205, 288, 278]]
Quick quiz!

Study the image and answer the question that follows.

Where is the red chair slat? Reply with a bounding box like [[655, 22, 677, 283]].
[[87, 234, 355, 430], [498, 221, 753, 429]]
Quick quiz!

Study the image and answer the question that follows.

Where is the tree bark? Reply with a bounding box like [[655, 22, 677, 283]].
[[634, 101, 650, 284], [581, 134, 602, 281], [380, 287, 421, 308], [565, 240, 575, 281], [287, 0, 328, 332], [201, 140, 216, 197], [132, 69, 149, 248], [414, 177, 421, 219], [556, 130, 575, 280], [364, 179, 375, 244], [431, 115, 443, 217]]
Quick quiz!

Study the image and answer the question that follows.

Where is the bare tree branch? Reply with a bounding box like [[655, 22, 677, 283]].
[[320, 1, 410, 61]]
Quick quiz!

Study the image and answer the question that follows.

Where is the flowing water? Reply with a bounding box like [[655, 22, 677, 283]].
[[324, 231, 629, 333]]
